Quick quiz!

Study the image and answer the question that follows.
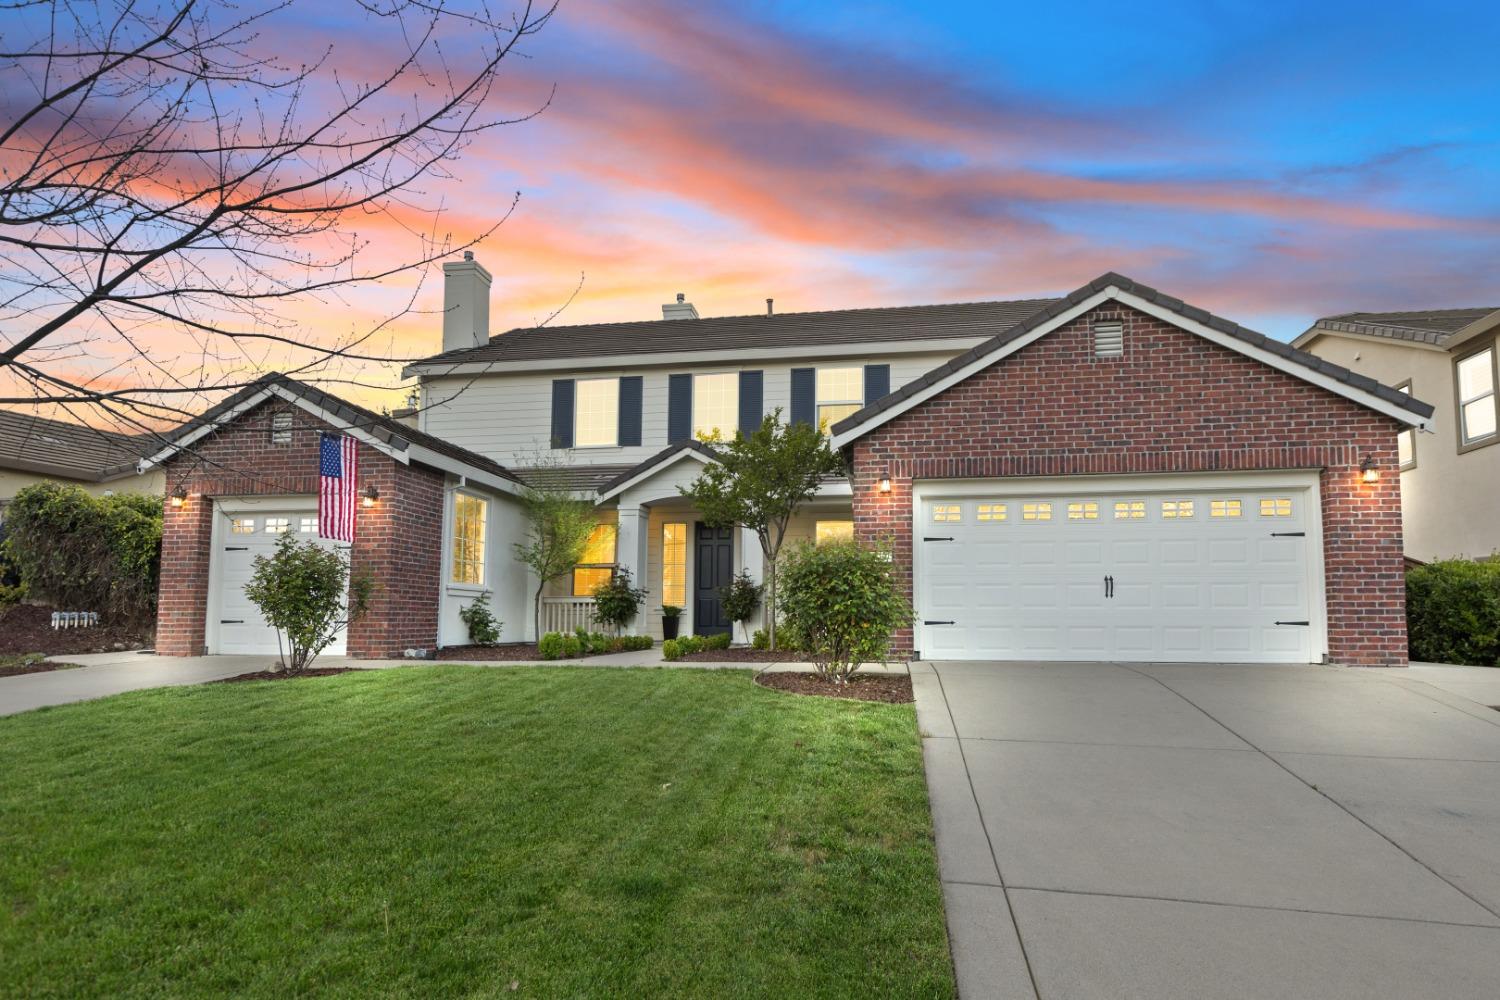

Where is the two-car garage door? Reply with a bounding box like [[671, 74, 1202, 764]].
[[209, 502, 348, 656], [916, 476, 1321, 663]]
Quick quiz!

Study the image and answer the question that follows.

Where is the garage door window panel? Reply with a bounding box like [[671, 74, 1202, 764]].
[[1210, 499, 1242, 518], [231, 518, 255, 534], [1022, 502, 1051, 522], [976, 503, 1007, 522], [1259, 497, 1293, 518], [266, 517, 289, 534], [1067, 501, 1099, 521], [1161, 499, 1194, 519], [1114, 500, 1146, 520], [932, 504, 962, 523]]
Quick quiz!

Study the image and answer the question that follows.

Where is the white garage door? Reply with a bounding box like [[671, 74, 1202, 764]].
[[917, 479, 1320, 663], [210, 504, 349, 656]]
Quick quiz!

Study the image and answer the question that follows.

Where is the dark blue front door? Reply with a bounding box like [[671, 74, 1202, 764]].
[[693, 523, 734, 635]]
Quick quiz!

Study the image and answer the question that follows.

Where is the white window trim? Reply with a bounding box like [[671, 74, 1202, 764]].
[[1456, 346, 1497, 448], [692, 371, 739, 440], [449, 490, 489, 589]]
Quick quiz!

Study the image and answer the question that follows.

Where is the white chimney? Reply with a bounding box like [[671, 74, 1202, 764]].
[[662, 291, 699, 320], [442, 251, 492, 352]]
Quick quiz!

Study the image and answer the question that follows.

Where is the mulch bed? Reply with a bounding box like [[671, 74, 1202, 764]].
[[0, 658, 86, 678], [437, 643, 569, 661], [754, 671, 913, 704], [0, 604, 151, 656], [217, 667, 366, 683], [681, 648, 790, 663]]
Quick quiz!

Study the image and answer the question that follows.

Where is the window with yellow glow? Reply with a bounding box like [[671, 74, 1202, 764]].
[[1022, 502, 1051, 521], [1161, 499, 1194, 519], [977, 503, 1007, 522], [693, 372, 738, 439], [662, 523, 686, 608], [1210, 499, 1242, 518], [574, 377, 619, 447], [816, 367, 863, 434], [1067, 501, 1098, 520], [1259, 497, 1292, 518], [1114, 500, 1146, 520], [816, 519, 854, 545], [573, 523, 617, 596], [931, 504, 962, 522], [451, 493, 487, 585]]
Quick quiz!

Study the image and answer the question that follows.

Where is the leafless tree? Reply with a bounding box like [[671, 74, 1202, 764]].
[[0, 0, 557, 446]]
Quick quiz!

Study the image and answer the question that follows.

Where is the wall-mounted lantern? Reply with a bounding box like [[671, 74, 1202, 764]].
[[361, 484, 380, 508], [169, 486, 188, 509], [877, 467, 892, 494], [1359, 455, 1380, 484]]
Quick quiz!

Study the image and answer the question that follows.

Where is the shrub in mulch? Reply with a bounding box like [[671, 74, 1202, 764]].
[[0, 604, 151, 656], [0, 653, 86, 678], [217, 667, 366, 683], [754, 671, 913, 704]]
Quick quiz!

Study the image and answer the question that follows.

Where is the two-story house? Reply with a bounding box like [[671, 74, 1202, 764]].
[[1294, 307, 1499, 562], [143, 260, 1431, 666]]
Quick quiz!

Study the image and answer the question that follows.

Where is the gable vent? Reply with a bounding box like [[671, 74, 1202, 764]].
[[1093, 321, 1124, 358]]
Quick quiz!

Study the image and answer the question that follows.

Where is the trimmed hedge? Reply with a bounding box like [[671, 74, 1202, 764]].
[[661, 632, 732, 661], [1406, 560, 1500, 667], [537, 630, 654, 659], [1, 483, 161, 625]]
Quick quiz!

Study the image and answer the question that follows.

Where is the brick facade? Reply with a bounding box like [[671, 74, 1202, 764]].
[[850, 303, 1408, 667], [156, 400, 443, 658]]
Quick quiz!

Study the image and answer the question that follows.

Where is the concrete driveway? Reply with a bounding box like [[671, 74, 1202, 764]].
[[913, 661, 1500, 999]]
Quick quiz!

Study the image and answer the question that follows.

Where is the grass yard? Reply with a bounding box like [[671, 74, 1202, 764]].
[[0, 667, 953, 998]]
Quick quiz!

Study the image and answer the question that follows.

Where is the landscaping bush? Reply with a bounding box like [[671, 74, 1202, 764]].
[[1, 483, 161, 625], [751, 628, 768, 650], [777, 540, 912, 684], [458, 591, 501, 645], [720, 570, 763, 643], [591, 567, 648, 635], [244, 534, 374, 674], [560, 634, 584, 658], [661, 633, 727, 660], [538, 632, 566, 659], [1407, 559, 1500, 666]]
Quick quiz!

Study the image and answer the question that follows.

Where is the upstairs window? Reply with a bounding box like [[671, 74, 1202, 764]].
[[573, 523, 617, 596], [574, 378, 619, 448], [1457, 347, 1496, 446], [451, 494, 487, 585], [816, 367, 864, 433], [693, 372, 737, 439]]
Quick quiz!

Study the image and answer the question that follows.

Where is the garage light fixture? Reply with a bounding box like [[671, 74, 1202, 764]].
[[169, 486, 188, 509], [1359, 455, 1380, 484], [361, 484, 380, 508], [877, 468, 891, 494]]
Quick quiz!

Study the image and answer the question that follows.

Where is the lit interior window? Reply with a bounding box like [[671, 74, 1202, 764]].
[[1259, 497, 1292, 517], [931, 504, 962, 523], [1067, 501, 1099, 520], [976, 503, 1007, 522], [1114, 500, 1146, 520], [816, 367, 863, 434], [692, 372, 738, 439], [231, 518, 255, 534], [1161, 499, 1194, 519], [662, 523, 686, 608], [1022, 502, 1052, 521], [265, 517, 289, 534], [1210, 499, 1242, 518], [815, 519, 854, 545], [573, 523, 617, 596], [574, 377, 620, 447], [451, 494, 487, 585]]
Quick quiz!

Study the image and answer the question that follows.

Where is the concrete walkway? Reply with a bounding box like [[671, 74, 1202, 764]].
[[0, 649, 865, 716], [913, 660, 1500, 999]]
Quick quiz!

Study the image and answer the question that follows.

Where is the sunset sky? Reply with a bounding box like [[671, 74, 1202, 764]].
[[9, 0, 1500, 422]]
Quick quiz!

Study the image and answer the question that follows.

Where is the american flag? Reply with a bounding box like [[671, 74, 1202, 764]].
[[318, 433, 358, 542]]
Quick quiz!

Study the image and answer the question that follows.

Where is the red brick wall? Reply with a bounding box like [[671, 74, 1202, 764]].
[[851, 303, 1407, 666], [156, 399, 443, 658]]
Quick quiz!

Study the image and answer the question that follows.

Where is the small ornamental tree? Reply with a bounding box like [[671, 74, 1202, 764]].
[[511, 458, 599, 641], [682, 410, 842, 649], [592, 567, 649, 635], [777, 540, 913, 685], [719, 569, 763, 645], [458, 591, 502, 645], [243, 534, 374, 674]]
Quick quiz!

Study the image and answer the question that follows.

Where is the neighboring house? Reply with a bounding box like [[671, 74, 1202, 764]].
[[0, 409, 164, 519], [143, 260, 1431, 666], [1294, 308, 1500, 562]]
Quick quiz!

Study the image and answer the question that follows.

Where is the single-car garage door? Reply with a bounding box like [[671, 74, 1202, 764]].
[[916, 476, 1321, 663], [208, 503, 349, 656]]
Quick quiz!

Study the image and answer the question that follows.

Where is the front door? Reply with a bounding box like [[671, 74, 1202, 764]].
[[693, 523, 734, 635]]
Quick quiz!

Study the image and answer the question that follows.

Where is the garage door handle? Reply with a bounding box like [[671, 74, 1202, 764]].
[[923, 620, 956, 626], [1274, 620, 1310, 626], [922, 536, 954, 542], [1270, 531, 1305, 537], [220, 619, 245, 624], [224, 546, 248, 551]]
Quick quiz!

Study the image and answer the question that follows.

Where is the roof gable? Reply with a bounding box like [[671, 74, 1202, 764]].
[[831, 273, 1434, 450], [1293, 307, 1500, 351]]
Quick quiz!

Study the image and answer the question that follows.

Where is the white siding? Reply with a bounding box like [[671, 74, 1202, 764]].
[[420, 352, 964, 469]]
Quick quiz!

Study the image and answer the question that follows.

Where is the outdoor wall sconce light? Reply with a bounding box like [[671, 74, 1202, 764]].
[[169, 486, 188, 509], [1360, 455, 1380, 484], [361, 484, 380, 508], [877, 468, 892, 494]]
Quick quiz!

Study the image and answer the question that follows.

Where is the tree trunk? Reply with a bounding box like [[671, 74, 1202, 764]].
[[533, 583, 545, 643], [767, 560, 778, 651]]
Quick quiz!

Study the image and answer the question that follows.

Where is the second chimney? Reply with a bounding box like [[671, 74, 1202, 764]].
[[662, 292, 699, 321], [442, 251, 492, 353]]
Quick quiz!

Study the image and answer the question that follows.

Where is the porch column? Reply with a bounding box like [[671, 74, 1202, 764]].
[[738, 525, 766, 636], [616, 505, 650, 635]]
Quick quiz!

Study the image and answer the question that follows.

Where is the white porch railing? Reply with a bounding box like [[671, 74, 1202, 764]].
[[540, 597, 597, 635]]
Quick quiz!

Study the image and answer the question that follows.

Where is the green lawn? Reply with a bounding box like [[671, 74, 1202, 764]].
[[0, 667, 953, 998]]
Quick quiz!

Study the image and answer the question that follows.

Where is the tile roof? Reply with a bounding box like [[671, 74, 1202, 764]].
[[147, 374, 523, 485], [1308, 307, 1499, 347], [593, 441, 720, 497], [406, 296, 1063, 371], [832, 272, 1435, 440], [0, 409, 156, 481], [513, 463, 638, 494]]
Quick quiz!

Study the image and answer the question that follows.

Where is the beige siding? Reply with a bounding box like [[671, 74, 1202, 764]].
[[0, 469, 164, 517]]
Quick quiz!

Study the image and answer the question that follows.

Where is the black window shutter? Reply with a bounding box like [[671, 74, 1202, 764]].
[[790, 368, 816, 427], [738, 370, 763, 435], [550, 379, 574, 448], [618, 376, 643, 447], [668, 374, 693, 443], [863, 364, 890, 404]]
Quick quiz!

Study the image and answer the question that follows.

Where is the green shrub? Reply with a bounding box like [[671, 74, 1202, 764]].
[[538, 632, 565, 659], [777, 540, 912, 684], [751, 628, 768, 650], [560, 634, 583, 658], [2, 483, 162, 624], [592, 567, 648, 634], [720, 570, 763, 642], [244, 534, 375, 674], [0, 581, 27, 611], [458, 591, 501, 645], [1407, 560, 1500, 666], [662, 638, 683, 661], [705, 632, 731, 650]]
